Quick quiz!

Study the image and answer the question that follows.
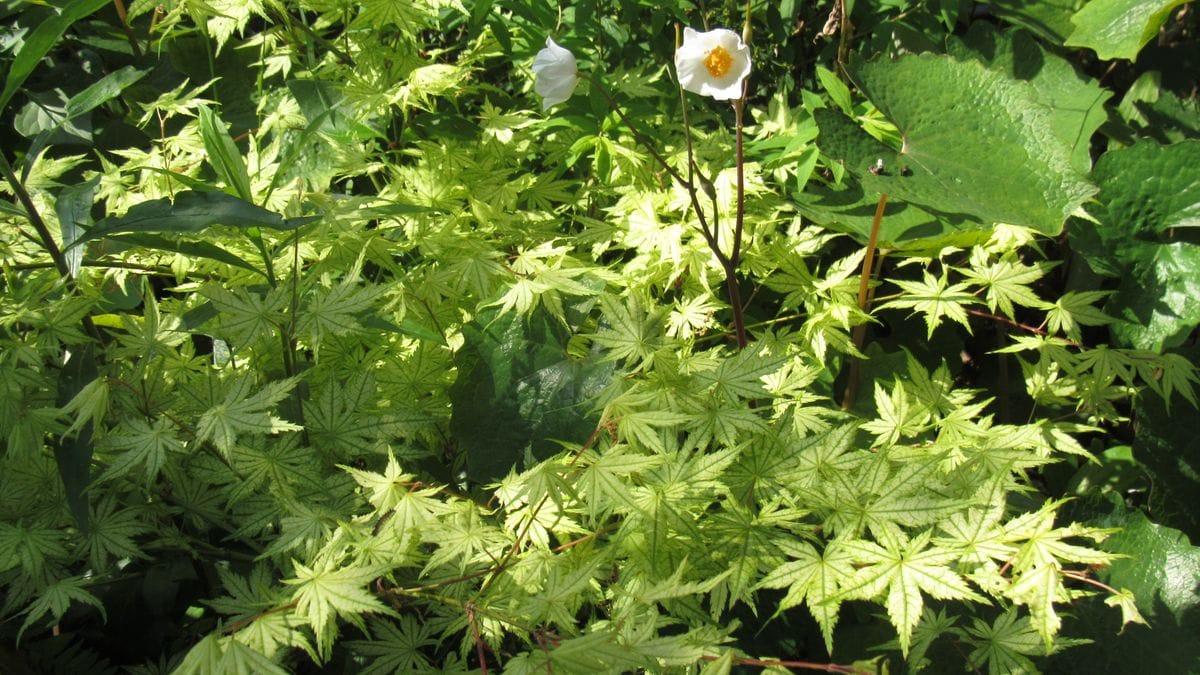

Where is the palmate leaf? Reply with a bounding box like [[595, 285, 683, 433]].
[[576, 445, 664, 521], [97, 417, 184, 486], [505, 628, 651, 675], [633, 559, 732, 605], [195, 375, 302, 456], [228, 436, 322, 502], [1044, 290, 1114, 341], [861, 379, 931, 447], [348, 616, 438, 674], [296, 277, 384, 343], [284, 559, 397, 659], [519, 556, 598, 630], [958, 248, 1049, 318], [341, 451, 415, 513], [880, 271, 978, 338], [17, 576, 106, 644], [590, 294, 668, 369], [757, 539, 855, 653], [305, 373, 397, 456], [703, 501, 805, 614], [200, 283, 289, 347], [0, 521, 68, 582], [695, 349, 790, 401], [174, 633, 289, 675], [82, 497, 148, 571], [961, 608, 1046, 675], [838, 530, 985, 657], [1003, 501, 1116, 646], [421, 501, 508, 573]]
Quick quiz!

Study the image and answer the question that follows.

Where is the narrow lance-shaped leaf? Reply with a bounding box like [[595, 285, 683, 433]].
[[70, 191, 318, 248], [199, 104, 254, 202]]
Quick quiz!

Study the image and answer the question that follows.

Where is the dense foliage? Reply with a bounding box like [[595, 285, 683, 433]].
[[1, 0, 1198, 672]]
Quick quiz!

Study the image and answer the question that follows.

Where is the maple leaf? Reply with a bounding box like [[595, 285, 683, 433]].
[[195, 375, 302, 456], [880, 271, 978, 338], [757, 539, 855, 653], [837, 530, 985, 657], [285, 558, 397, 660]]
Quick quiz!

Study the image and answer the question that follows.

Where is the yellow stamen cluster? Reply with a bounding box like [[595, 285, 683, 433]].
[[704, 46, 733, 78]]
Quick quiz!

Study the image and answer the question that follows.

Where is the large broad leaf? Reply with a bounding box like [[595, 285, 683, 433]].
[[1069, 140, 1200, 350], [987, 0, 1079, 43], [71, 191, 318, 247], [949, 24, 1111, 174], [1049, 500, 1200, 673], [813, 53, 1095, 237], [449, 307, 615, 481], [1095, 140, 1200, 238], [1107, 242, 1200, 351], [1133, 371, 1200, 541], [792, 179, 948, 247], [1064, 0, 1191, 61]]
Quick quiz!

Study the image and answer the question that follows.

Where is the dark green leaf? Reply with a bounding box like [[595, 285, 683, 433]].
[[1092, 140, 1200, 240], [104, 233, 265, 277], [55, 176, 99, 279], [449, 307, 615, 481], [1107, 242, 1200, 351], [1070, 140, 1200, 350], [1051, 501, 1200, 673], [72, 191, 317, 247], [818, 53, 1096, 235], [988, 0, 1078, 43], [54, 345, 99, 534], [1133, 375, 1200, 540], [792, 177, 963, 246], [950, 25, 1111, 173]]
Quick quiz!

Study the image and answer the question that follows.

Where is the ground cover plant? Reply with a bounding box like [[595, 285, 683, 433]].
[[1, 0, 1199, 672]]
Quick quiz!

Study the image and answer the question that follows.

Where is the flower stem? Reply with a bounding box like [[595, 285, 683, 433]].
[[584, 69, 749, 348], [728, 95, 749, 349], [841, 192, 887, 411]]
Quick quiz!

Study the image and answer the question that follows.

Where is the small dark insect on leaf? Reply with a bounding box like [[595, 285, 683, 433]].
[[869, 158, 887, 175]]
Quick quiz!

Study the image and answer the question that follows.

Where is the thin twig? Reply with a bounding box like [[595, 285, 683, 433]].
[[704, 653, 869, 674], [111, 0, 143, 57], [966, 308, 1083, 348]]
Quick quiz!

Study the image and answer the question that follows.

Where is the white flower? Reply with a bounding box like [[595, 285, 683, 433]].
[[532, 37, 578, 111], [675, 27, 751, 101]]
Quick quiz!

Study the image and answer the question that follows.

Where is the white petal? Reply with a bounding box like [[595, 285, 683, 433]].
[[532, 37, 578, 110], [674, 27, 752, 101]]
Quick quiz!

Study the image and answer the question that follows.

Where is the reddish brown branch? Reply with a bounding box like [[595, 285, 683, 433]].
[[704, 654, 870, 674]]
